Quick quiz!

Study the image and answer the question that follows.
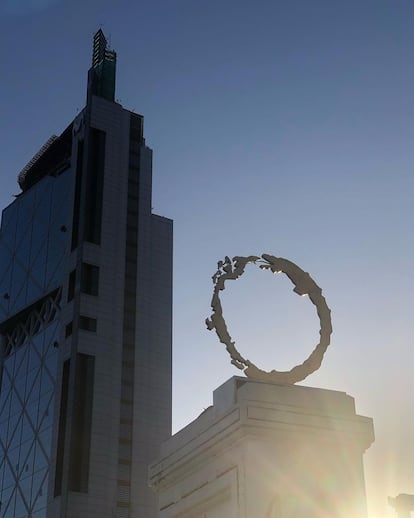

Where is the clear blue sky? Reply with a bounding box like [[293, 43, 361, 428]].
[[1, 1, 413, 516]]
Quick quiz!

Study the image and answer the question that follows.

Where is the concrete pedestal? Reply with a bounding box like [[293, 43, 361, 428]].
[[149, 377, 374, 518]]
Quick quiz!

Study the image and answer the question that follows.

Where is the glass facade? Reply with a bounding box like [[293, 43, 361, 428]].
[[0, 316, 60, 517], [0, 165, 70, 517], [0, 168, 72, 323]]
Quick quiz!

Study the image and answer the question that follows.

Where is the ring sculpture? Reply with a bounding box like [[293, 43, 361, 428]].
[[205, 254, 332, 384]]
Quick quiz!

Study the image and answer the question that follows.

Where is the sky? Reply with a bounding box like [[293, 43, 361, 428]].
[[1, 1, 413, 516]]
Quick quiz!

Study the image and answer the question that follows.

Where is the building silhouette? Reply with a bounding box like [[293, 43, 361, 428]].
[[0, 30, 172, 517]]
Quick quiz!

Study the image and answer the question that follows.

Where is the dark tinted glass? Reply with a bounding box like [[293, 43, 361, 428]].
[[68, 270, 76, 301], [81, 263, 99, 296], [79, 316, 97, 333]]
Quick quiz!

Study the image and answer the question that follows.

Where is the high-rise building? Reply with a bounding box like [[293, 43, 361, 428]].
[[0, 30, 172, 518]]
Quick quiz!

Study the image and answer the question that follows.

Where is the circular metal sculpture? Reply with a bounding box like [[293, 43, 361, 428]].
[[205, 254, 332, 384]]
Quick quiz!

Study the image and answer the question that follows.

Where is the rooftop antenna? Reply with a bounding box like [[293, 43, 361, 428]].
[[87, 28, 117, 103]]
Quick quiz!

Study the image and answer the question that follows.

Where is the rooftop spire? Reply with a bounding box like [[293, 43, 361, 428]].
[[87, 29, 117, 103], [92, 29, 108, 66]]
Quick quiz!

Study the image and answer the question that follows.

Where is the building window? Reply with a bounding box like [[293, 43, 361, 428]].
[[65, 322, 73, 338], [84, 128, 105, 244], [54, 359, 70, 496], [55, 354, 95, 495], [81, 263, 99, 296], [71, 140, 84, 251], [79, 316, 97, 333], [69, 353, 95, 492], [68, 270, 76, 301]]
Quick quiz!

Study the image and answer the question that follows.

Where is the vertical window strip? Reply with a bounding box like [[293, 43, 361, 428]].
[[71, 141, 84, 251], [69, 353, 95, 492], [54, 359, 70, 496], [84, 129, 105, 244], [115, 113, 142, 515]]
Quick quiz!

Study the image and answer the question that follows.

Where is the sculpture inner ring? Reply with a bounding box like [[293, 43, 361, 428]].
[[205, 254, 332, 384]]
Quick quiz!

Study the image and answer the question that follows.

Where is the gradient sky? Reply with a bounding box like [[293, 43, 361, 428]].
[[1, 1, 414, 516]]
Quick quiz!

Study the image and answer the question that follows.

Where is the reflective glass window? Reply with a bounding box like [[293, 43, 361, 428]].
[[0, 168, 72, 321], [0, 318, 59, 517]]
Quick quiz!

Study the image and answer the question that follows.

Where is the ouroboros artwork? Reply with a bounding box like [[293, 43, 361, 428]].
[[205, 254, 332, 384]]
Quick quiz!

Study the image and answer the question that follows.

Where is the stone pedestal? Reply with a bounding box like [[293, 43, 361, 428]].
[[149, 377, 374, 518]]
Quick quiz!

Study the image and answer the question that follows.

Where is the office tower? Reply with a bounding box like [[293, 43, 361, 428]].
[[0, 30, 172, 518]]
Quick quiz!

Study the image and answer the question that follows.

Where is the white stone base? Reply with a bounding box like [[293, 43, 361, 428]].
[[149, 377, 374, 518]]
